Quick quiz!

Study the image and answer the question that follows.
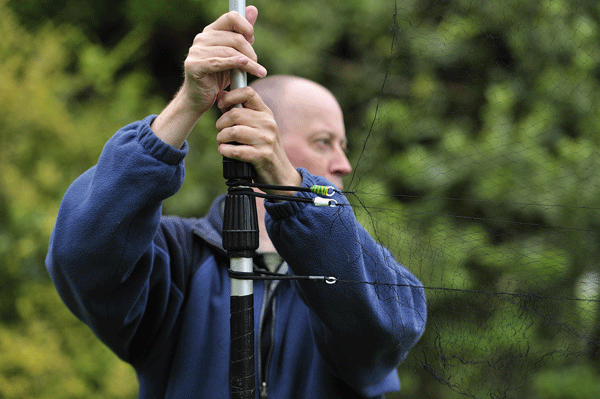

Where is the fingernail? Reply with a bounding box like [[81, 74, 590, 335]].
[[258, 66, 267, 77]]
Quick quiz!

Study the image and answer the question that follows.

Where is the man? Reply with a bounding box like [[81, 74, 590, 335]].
[[46, 6, 426, 398]]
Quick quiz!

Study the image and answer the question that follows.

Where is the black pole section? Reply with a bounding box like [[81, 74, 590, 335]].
[[223, 160, 258, 399], [224, 3, 257, 398]]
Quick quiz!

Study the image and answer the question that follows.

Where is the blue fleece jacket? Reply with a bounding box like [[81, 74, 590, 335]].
[[46, 116, 427, 398]]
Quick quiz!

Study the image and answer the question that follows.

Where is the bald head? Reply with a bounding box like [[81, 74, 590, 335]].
[[250, 76, 340, 136], [250, 75, 351, 189]]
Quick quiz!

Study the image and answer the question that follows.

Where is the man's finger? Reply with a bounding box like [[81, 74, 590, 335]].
[[215, 106, 264, 133], [217, 141, 260, 164], [186, 52, 266, 81], [189, 32, 259, 64], [206, 9, 255, 43], [217, 87, 271, 112]]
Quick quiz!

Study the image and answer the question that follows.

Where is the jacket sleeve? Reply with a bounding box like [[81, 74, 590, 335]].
[[46, 115, 193, 367], [264, 168, 427, 397]]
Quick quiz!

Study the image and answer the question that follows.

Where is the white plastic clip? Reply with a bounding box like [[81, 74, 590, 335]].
[[313, 197, 338, 207]]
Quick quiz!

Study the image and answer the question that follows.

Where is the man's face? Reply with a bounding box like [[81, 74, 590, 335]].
[[280, 84, 352, 190]]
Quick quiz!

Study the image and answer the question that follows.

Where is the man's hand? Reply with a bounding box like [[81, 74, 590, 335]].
[[151, 6, 267, 149], [216, 87, 302, 196], [182, 6, 266, 114]]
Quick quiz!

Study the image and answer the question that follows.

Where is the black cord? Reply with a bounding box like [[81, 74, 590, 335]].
[[226, 180, 314, 192], [228, 268, 338, 284], [229, 269, 600, 303], [226, 185, 342, 207], [226, 180, 342, 195], [248, 191, 315, 204]]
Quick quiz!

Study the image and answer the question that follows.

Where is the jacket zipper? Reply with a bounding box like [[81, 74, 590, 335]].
[[257, 281, 270, 398], [258, 281, 282, 398], [257, 260, 286, 398], [260, 381, 268, 398], [260, 297, 277, 398], [258, 280, 277, 398]]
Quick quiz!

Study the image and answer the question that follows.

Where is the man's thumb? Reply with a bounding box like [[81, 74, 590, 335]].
[[246, 6, 258, 26]]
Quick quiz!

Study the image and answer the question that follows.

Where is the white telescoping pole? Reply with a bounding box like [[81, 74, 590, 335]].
[[229, 0, 247, 93], [225, 2, 256, 399]]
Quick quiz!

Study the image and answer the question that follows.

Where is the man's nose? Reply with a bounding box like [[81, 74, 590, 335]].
[[331, 147, 352, 177]]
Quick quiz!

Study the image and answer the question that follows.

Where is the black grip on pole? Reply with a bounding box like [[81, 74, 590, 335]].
[[222, 156, 259, 258], [230, 294, 255, 399], [222, 185, 259, 258]]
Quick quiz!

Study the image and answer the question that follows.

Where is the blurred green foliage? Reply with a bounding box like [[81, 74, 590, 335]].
[[2, 0, 600, 397], [352, 0, 600, 397], [0, 0, 146, 394]]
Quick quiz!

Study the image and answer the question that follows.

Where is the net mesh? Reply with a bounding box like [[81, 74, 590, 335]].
[[340, 0, 600, 397]]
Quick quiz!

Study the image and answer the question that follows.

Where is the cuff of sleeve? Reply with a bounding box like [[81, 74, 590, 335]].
[[137, 115, 189, 165]]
